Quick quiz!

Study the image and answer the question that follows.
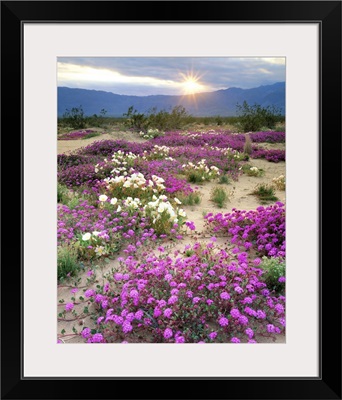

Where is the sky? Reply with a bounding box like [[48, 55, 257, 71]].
[[57, 57, 285, 97]]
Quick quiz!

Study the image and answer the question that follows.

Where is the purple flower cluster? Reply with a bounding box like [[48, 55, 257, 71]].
[[250, 131, 285, 143], [58, 129, 97, 140], [82, 243, 285, 343], [204, 202, 286, 258], [252, 149, 286, 163], [76, 140, 153, 157], [57, 200, 182, 255]]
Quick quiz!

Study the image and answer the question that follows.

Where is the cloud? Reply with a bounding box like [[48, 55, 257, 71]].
[[57, 57, 285, 95]]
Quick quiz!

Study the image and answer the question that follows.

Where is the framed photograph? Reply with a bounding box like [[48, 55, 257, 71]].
[[1, 1, 341, 398]]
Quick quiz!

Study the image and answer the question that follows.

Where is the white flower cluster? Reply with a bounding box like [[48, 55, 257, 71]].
[[182, 159, 220, 177], [272, 175, 285, 190], [95, 151, 138, 174], [142, 145, 172, 160], [139, 128, 163, 139], [124, 196, 141, 209], [94, 246, 107, 256], [144, 194, 186, 223], [103, 172, 165, 193], [250, 166, 259, 172], [179, 129, 221, 138], [202, 144, 243, 159], [82, 231, 104, 241]]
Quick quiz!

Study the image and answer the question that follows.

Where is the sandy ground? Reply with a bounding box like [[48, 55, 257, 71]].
[[57, 129, 147, 155], [57, 131, 286, 344]]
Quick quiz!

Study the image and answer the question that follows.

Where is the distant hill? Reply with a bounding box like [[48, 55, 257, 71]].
[[58, 82, 285, 117]]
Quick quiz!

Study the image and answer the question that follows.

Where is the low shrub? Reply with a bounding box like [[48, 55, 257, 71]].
[[259, 256, 286, 294], [251, 184, 278, 204], [210, 187, 229, 208], [57, 245, 80, 281]]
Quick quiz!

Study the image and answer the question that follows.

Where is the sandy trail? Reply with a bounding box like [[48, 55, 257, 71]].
[[57, 129, 147, 155], [57, 131, 286, 343]]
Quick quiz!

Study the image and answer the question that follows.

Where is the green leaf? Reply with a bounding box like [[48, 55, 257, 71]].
[[61, 329, 66, 334]]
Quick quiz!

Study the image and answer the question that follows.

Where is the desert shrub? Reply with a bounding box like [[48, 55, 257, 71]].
[[124, 105, 193, 132], [61, 106, 87, 129], [259, 256, 286, 294], [210, 187, 229, 208], [236, 101, 283, 132], [123, 106, 149, 131], [176, 192, 202, 206], [58, 183, 70, 204], [272, 175, 286, 190], [218, 175, 230, 185], [242, 164, 265, 177], [57, 246, 80, 281], [252, 184, 278, 203]]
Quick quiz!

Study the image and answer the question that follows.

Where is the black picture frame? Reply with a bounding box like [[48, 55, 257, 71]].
[[1, 1, 341, 399]]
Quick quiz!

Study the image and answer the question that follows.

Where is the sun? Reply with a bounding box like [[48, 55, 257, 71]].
[[180, 72, 204, 95], [182, 77, 202, 94]]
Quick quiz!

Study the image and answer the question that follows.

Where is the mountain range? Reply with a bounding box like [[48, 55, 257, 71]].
[[58, 82, 285, 117]]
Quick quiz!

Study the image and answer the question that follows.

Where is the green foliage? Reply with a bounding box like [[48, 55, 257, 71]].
[[62, 106, 86, 129], [57, 246, 80, 282], [176, 192, 202, 206], [123, 105, 193, 132], [86, 109, 108, 127], [242, 164, 265, 177], [236, 101, 283, 132], [210, 187, 229, 208], [218, 174, 230, 185], [57, 183, 70, 204], [252, 183, 278, 203], [82, 132, 101, 140], [123, 106, 149, 131], [59, 107, 109, 129], [259, 256, 286, 293]]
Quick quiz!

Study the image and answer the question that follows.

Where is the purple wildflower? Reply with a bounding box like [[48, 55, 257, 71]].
[[164, 328, 173, 339], [92, 333, 103, 343], [81, 328, 91, 338], [220, 291, 230, 300], [219, 317, 229, 327], [163, 308, 173, 318]]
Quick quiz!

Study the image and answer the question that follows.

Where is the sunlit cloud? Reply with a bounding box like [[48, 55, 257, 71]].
[[260, 57, 286, 65], [258, 68, 273, 75], [58, 62, 177, 92], [57, 57, 286, 95]]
